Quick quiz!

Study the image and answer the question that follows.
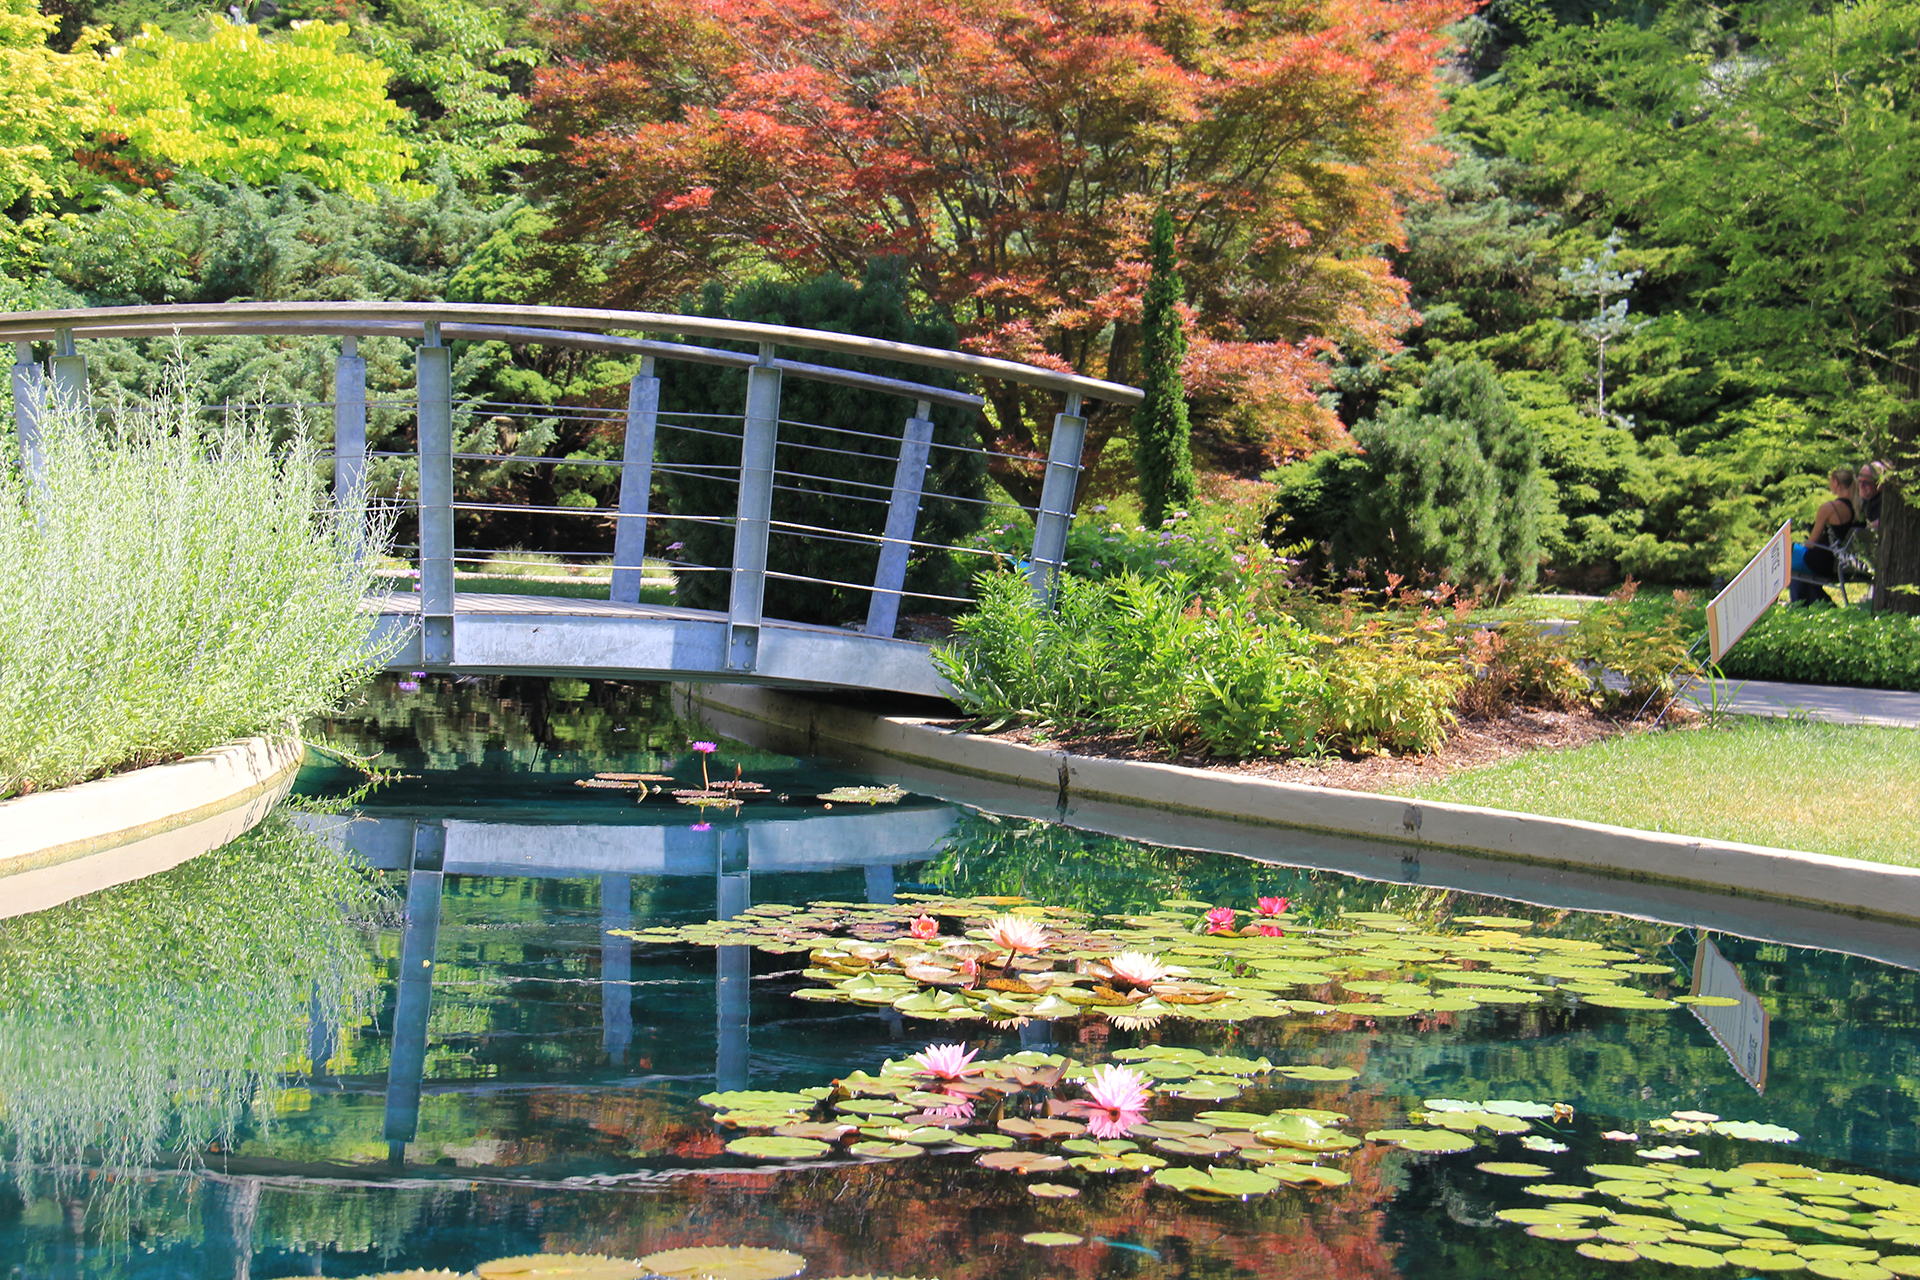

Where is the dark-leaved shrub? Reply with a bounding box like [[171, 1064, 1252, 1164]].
[[1718, 608, 1920, 691]]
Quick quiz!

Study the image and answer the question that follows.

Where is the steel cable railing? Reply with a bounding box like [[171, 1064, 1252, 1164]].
[[4, 302, 1138, 676]]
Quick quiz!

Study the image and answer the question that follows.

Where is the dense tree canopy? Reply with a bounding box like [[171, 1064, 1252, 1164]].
[[532, 0, 1467, 501]]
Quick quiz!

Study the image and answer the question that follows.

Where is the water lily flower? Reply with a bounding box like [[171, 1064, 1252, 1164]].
[[1204, 907, 1237, 934], [690, 822, 711, 832], [1106, 949, 1169, 989], [1085, 1108, 1144, 1140], [986, 913, 1049, 957], [911, 1043, 981, 1082], [1084, 1063, 1151, 1115], [691, 742, 718, 753], [1256, 896, 1289, 917], [1255, 924, 1284, 937], [909, 914, 940, 940]]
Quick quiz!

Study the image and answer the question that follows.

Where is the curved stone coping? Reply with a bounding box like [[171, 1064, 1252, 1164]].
[[686, 683, 1920, 930], [0, 736, 303, 918]]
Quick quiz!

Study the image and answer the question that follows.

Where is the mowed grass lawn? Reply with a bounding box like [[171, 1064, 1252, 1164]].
[[1409, 718, 1920, 865]]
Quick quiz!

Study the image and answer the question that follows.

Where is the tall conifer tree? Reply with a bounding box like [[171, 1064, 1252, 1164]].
[[1135, 210, 1197, 528]]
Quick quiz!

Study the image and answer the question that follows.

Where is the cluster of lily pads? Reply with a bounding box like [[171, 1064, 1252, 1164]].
[[338, 1248, 925, 1280], [1485, 1145, 1920, 1276], [698, 1043, 1362, 1202], [614, 896, 1728, 1032]]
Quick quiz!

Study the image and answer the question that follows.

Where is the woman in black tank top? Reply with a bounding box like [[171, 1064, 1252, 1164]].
[[1789, 466, 1858, 604]]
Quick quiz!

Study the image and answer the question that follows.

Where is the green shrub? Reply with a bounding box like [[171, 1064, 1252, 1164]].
[[1265, 357, 1546, 590], [658, 263, 986, 627], [0, 383, 396, 797], [1717, 607, 1920, 691]]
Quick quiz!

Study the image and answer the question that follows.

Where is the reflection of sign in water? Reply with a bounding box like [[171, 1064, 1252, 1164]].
[[1692, 935, 1771, 1093]]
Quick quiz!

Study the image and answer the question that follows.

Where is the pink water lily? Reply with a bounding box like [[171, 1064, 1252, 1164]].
[[1084, 1063, 1151, 1116], [909, 914, 940, 940], [691, 741, 718, 753], [986, 913, 1049, 956], [1256, 896, 1289, 917], [1204, 906, 1237, 934], [1255, 924, 1284, 937], [911, 1043, 982, 1083], [1086, 1108, 1148, 1140]]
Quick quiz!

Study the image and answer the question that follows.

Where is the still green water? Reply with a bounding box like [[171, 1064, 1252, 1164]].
[[1, 676, 1917, 1279]]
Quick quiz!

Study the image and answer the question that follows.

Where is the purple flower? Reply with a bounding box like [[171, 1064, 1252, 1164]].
[[666, 541, 685, 552], [691, 741, 718, 754], [691, 822, 712, 832], [1091, 504, 1108, 513], [410, 671, 426, 678], [396, 680, 420, 693]]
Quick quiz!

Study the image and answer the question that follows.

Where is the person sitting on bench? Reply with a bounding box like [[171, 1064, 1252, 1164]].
[[1789, 466, 1861, 605], [1859, 460, 1888, 530]]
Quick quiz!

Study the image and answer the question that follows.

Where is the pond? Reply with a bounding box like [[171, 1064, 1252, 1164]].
[[2, 675, 1919, 1279]]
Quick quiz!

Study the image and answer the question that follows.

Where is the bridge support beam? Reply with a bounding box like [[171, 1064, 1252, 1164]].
[[334, 335, 367, 509], [1028, 391, 1086, 605], [417, 324, 455, 665], [48, 328, 87, 418], [610, 358, 660, 605], [715, 826, 751, 1092], [10, 342, 45, 487], [866, 399, 935, 638], [727, 344, 781, 671], [384, 821, 445, 1167]]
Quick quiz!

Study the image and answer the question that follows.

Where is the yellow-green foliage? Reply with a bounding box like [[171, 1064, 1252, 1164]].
[[0, 0, 103, 260], [107, 20, 426, 200]]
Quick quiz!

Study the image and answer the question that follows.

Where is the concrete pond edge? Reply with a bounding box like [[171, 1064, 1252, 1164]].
[[686, 683, 1920, 927], [0, 735, 304, 919]]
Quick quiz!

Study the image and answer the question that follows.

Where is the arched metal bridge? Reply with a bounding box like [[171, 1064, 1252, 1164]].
[[0, 302, 1141, 699]]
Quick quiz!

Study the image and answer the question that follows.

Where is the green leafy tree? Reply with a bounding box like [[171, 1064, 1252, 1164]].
[[347, 0, 540, 192], [0, 0, 103, 264], [1133, 209, 1197, 529], [1488, 0, 1920, 607], [656, 264, 987, 627], [105, 19, 426, 200]]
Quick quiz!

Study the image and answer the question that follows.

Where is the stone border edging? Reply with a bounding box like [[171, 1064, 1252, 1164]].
[[687, 683, 1920, 926], [0, 735, 303, 918]]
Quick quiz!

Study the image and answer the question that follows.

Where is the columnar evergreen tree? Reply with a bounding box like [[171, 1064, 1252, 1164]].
[[1134, 210, 1197, 529]]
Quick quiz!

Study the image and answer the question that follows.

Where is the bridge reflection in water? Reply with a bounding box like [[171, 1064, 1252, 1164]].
[[1, 302, 1143, 699], [291, 801, 960, 1167]]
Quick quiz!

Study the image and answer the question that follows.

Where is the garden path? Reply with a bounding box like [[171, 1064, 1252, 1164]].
[[1683, 676, 1920, 728]]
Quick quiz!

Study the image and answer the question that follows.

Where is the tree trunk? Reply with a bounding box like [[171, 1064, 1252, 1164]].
[[1877, 272, 1920, 615]]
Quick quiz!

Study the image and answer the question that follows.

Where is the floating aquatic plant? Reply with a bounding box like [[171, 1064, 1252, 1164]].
[[636, 1247, 807, 1280], [614, 896, 1698, 1032], [910, 1043, 982, 1084], [816, 784, 908, 805]]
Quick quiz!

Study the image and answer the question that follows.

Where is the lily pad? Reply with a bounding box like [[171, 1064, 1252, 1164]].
[[1273, 1066, 1359, 1082], [1480, 1162, 1554, 1177], [475, 1260, 652, 1280], [698, 1091, 817, 1114], [976, 1150, 1068, 1174], [1266, 1164, 1352, 1187], [725, 1136, 832, 1160], [635, 1249, 809, 1280], [849, 1141, 922, 1159], [1021, 1232, 1084, 1247], [1712, 1121, 1802, 1144], [1367, 1129, 1477, 1153], [1577, 1243, 1643, 1261], [1027, 1182, 1080, 1198], [1152, 1166, 1284, 1197], [948, 1131, 1016, 1150]]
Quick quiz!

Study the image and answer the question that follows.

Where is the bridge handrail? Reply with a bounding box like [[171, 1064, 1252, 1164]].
[[0, 301, 1143, 407]]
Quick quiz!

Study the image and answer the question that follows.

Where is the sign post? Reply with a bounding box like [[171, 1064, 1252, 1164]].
[[1706, 521, 1791, 665]]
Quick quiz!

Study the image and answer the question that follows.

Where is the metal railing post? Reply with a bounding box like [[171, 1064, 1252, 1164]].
[[382, 820, 445, 1166], [10, 342, 45, 486], [610, 356, 660, 605], [334, 335, 367, 502], [866, 398, 935, 638], [727, 343, 782, 670], [1028, 391, 1086, 604], [48, 328, 87, 417], [416, 322, 455, 665]]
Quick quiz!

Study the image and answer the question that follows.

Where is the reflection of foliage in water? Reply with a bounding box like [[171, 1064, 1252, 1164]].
[[306, 675, 793, 777], [0, 813, 388, 1203]]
